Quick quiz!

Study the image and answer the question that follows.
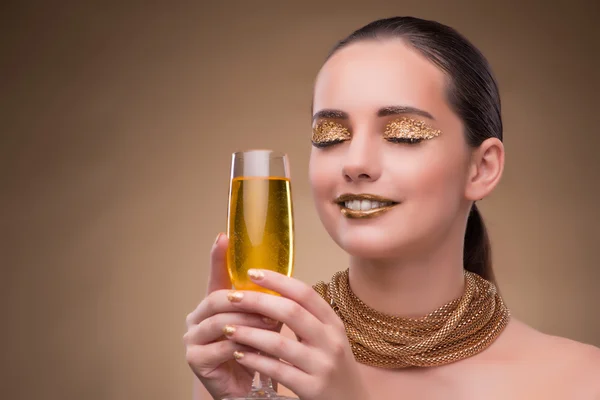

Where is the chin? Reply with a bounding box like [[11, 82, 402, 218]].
[[336, 229, 406, 260], [323, 217, 409, 260], [316, 203, 426, 260]]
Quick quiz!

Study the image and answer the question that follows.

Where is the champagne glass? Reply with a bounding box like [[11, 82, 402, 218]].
[[224, 150, 298, 400]]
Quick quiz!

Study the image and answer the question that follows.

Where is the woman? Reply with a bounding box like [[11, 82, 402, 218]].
[[184, 16, 600, 399]]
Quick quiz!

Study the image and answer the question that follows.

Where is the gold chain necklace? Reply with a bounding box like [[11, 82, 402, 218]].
[[313, 269, 510, 368]]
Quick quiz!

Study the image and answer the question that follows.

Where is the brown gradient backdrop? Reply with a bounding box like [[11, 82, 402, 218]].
[[1, 1, 599, 399]]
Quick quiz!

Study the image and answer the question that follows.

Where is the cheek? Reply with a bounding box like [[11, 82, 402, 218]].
[[391, 144, 467, 204], [308, 151, 336, 206], [308, 151, 342, 237]]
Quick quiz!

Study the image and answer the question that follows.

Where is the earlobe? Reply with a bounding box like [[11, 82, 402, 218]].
[[465, 138, 504, 201]]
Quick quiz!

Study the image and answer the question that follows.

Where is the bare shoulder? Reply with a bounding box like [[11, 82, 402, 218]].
[[539, 328, 600, 378], [512, 319, 600, 365], [503, 318, 600, 397]]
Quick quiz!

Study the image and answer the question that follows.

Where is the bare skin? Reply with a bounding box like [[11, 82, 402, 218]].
[[190, 243, 600, 400], [277, 321, 600, 399], [185, 39, 600, 399]]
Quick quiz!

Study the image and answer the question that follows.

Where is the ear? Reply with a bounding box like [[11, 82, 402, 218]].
[[465, 137, 504, 201]]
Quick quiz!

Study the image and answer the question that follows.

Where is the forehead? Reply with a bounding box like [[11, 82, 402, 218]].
[[313, 40, 448, 116]]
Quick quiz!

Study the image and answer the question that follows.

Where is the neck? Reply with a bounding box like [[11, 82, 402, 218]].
[[348, 236, 466, 318]]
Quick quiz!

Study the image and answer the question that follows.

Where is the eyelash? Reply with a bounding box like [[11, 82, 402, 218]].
[[312, 136, 423, 148], [386, 137, 424, 145], [311, 139, 346, 148]]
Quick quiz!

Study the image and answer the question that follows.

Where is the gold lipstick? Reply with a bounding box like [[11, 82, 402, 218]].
[[333, 193, 399, 219]]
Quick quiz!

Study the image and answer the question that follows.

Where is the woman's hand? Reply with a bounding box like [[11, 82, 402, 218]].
[[184, 234, 281, 400], [216, 268, 368, 400]]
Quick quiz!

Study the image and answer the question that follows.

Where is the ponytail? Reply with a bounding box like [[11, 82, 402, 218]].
[[463, 203, 495, 283]]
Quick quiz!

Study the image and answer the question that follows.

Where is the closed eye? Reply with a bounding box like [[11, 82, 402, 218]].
[[383, 117, 441, 144], [386, 137, 423, 145], [312, 139, 346, 148], [311, 120, 351, 149]]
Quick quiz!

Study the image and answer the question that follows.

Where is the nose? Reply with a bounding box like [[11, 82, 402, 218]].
[[341, 133, 382, 183]]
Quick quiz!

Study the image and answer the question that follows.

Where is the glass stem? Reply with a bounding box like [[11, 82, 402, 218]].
[[251, 371, 274, 391], [250, 353, 277, 395]]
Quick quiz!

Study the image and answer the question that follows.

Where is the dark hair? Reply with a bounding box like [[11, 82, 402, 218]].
[[324, 16, 501, 282]]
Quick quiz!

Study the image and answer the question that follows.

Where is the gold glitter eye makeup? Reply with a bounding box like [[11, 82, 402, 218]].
[[383, 117, 441, 144], [311, 121, 351, 148]]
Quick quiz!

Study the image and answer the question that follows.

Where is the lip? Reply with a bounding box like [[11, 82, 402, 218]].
[[333, 193, 399, 219], [333, 193, 398, 204]]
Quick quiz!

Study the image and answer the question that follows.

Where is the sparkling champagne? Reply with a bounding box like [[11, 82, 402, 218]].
[[227, 176, 294, 293]]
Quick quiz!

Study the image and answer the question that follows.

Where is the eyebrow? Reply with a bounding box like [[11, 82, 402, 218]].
[[311, 109, 349, 121], [377, 105, 435, 120], [311, 105, 435, 122]]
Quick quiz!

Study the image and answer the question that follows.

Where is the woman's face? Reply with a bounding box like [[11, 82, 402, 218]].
[[309, 39, 473, 260]]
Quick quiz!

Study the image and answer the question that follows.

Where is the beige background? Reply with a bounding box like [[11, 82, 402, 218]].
[[2, 1, 599, 399]]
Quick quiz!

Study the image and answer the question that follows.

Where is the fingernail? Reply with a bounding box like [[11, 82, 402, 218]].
[[222, 325, 236, 337], [262, 317, 278, 326], [233, 351, 244, 360], [214, 233, 223, 245], [227, 291, 243, 303], [248, 269, 264, 280]]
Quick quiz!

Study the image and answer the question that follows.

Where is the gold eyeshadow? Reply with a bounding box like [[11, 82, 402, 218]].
[[383, 117, 441, 141], [311, 120, 351, 145]]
